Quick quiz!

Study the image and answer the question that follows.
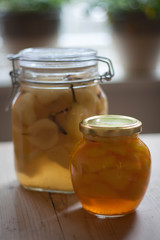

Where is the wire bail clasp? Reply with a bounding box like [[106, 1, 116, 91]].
[[96, 56, 115, 83], [5, 54, 20, 111], [6, 52, 115, 111]]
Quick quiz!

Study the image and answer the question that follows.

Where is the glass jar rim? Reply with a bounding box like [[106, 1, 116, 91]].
[[80, 115, 142, 137]]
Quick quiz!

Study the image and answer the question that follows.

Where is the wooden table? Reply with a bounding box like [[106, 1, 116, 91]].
[[0, 134, 160, 240]]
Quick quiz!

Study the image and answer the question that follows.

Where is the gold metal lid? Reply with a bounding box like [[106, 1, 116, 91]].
[[80, 115, 142, 137]]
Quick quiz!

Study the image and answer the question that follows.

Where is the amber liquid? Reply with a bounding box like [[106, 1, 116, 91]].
[[71, 137, 151, 216], [81, 198, 140, 216], [16, 154, 73, 192], [12, 85, 107, 192]]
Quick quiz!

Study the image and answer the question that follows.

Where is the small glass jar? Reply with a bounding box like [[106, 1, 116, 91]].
[[8, 48, 114, 193], [70, 115, 151, 217]]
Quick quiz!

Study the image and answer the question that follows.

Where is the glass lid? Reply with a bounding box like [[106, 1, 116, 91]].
[[17, 48, 97, 62], [9, 47, 97, 69]]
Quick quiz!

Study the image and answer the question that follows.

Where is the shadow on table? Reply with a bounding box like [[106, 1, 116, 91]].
[[51, 193, 138, 240], [108, 211, 138, 240], [0, 182, 138, 240]]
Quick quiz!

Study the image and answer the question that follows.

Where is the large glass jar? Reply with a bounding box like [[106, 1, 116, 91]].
[[70, 115, 151, 217], [8, 48, 114, 193]]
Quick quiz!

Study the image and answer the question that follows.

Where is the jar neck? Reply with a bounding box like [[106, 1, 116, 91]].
[[19, 65, 99, 88], [83, 133, 139, 142]]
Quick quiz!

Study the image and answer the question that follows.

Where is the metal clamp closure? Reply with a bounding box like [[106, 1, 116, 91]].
[[96, 56, 114, 82], [6, 54, 114, 110], [5, 55, 20, 111]]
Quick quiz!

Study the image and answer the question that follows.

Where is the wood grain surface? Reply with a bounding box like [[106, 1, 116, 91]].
[[0, 134, 160, 240]]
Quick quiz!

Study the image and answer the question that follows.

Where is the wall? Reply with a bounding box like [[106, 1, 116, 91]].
[[102, 81, 160, 133]]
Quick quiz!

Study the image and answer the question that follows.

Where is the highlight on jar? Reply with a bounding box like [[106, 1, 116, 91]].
[[8, 47, 114, 193], [70, 115, 151, 218]]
